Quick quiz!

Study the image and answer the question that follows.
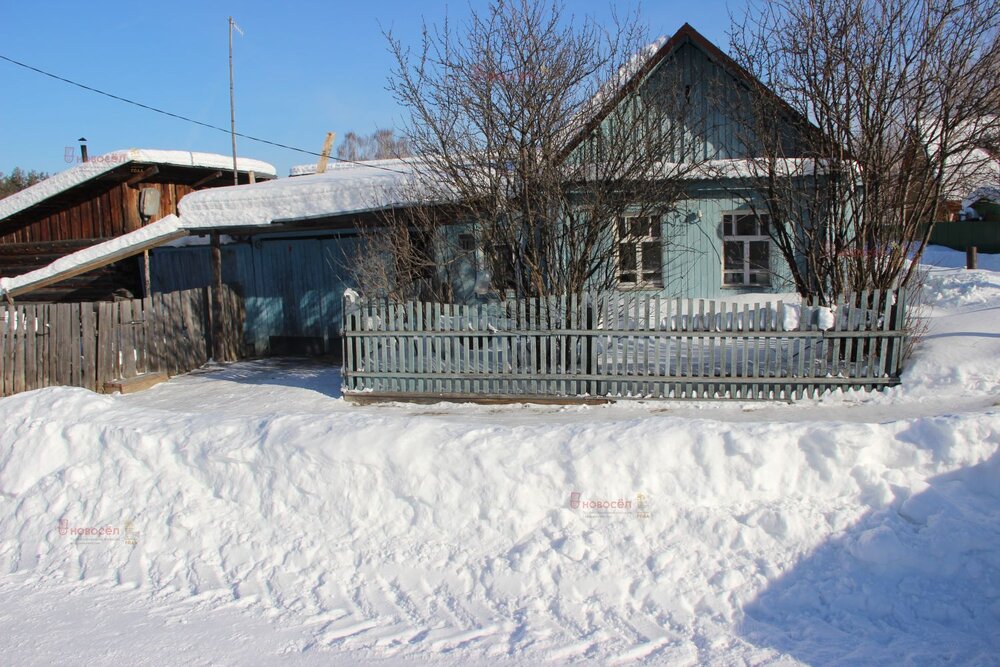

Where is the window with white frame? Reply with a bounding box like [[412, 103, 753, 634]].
[[617, 216, 662, 286], [722, 211, 771, 287]]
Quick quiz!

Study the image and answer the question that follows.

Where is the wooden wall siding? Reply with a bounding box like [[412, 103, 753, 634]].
[[0, 240, 142, 302], [0, 286, 245, 398], [342, 290, 907, 403], [150, 234, 359, 356], [575, 40, 806, 168], [0, 180, 191, 246], [658, 187, 796, 298]]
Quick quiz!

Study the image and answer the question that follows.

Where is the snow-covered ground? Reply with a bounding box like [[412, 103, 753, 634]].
[[1, 247, 998, 665]]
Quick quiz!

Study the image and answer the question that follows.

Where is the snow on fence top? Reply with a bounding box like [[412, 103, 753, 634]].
[[0, 149, 277, 223], [178, 158, 425, 229]]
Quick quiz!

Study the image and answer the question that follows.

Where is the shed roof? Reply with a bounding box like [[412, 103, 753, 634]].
[[0, 149, 277, 225]]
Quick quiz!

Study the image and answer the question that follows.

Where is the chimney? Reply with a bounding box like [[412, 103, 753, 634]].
[[79, 137, 88, 162]]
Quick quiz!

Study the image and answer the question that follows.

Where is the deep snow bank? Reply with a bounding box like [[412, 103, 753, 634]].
[[0, 386, 997, 663], [1, 247, 999, 664]]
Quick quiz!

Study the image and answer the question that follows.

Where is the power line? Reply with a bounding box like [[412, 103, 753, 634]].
[[0, 53, 407, 174]]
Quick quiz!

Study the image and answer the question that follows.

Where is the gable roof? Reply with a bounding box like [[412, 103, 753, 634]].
[[0, 149, 277, 224], [559, 23, 814, 160]]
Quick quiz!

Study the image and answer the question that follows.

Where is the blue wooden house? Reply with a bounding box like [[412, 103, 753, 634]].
[[5, 25, 812, 358]]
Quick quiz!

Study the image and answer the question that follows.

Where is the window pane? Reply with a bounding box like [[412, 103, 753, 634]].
[[736, 215, 756, 236], [723, 271, 743, 285], [617, 218, 627, 239], [749, 241, 769, 270], [619, 244, 636, 271], [458, 233, 475, 252], [642, 241, 661, 271], [723, 221, 733, 236], [619, 271, 637, 283], [649, 218, 661, 237], [758, 215, 770, 234], [630, 219, 645, 237], [724, 241, 743, 270]]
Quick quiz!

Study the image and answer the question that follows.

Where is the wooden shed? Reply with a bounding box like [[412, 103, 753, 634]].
[[0, 149, 275, 302]]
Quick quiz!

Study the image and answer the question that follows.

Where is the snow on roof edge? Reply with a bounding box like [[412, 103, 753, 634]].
[[0, 214, 184, 297], [0, 149, 277, 223]]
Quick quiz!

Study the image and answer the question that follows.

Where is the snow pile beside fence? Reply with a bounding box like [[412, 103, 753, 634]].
[[0, 246, 997, 663]]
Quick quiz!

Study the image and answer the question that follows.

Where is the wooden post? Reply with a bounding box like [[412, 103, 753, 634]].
[[142, 250, 152, 297], [967, 246, 978, 270], [211, 232, 224, 360], [316, 132, 337, 174]]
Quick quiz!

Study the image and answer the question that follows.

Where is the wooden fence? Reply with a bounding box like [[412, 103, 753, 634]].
[[341, 290, 907, 402], [0, 286, 244, 398]]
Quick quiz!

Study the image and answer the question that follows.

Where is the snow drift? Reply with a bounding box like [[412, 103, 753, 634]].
[[0, 248, 998, 664]]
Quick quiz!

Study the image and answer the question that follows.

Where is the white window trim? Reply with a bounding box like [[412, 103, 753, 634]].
[[722, 210, 771, 288], [616, 215, 663, 288]]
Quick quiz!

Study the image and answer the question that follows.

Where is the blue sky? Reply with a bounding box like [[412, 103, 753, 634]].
[[0, 1, 736, 178]]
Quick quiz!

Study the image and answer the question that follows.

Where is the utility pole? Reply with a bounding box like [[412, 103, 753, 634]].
[[228, 17, 243, 186]]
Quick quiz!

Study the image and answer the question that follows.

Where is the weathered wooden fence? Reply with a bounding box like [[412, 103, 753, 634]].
[[342, 290, 907, 402], [0, 286, 244, 398]]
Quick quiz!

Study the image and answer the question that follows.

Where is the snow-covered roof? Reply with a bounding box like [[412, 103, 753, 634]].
[[179, 158, 423, 229], [963, 185, 1000, 208], [287, 160, 371, 177], [0, 158, 428, 296], [0, 215, 186, 298], [0, 149, 277, 223]]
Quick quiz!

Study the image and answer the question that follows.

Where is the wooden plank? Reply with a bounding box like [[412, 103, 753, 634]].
[[103, 371, 169, 395], [80, 304, 97, 391], [865, 290, 883, 379], [33, 304, 47, 391], [889, 291, 904, 377], [842, 292, 857, 381], [133, 298, 147, 374], [120, 300, 137, 380], [877, 289, 893, 378], [4, 230, 188, 299], [0, 306, 9, 397], [96, 302, 113, 387], [22, 305, 37, 392], [853, 290, 870, 379], [125, 165, 159, 189], [68, 302, 82, 387], [147, 294, 162, 374], [12, 305, 25, 394], [178, 290, 195, 371], [53, 303, 68, 388], [673, 297, 682, 382]]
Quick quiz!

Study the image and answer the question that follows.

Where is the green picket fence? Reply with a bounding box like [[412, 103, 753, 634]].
[[341, 290, 906, 403]]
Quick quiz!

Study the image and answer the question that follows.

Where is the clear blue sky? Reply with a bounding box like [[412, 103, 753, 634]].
[[0, 1, 737, 178]]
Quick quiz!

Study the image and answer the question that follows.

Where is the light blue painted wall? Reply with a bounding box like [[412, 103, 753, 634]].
[[150, 232, 358, 355]]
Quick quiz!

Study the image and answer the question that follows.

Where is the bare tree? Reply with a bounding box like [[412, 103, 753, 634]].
[[729, 0, 1000, 304], [378, 0, 704, 302], [347, 204, 472, 303], [336, 129, 411, 162]]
